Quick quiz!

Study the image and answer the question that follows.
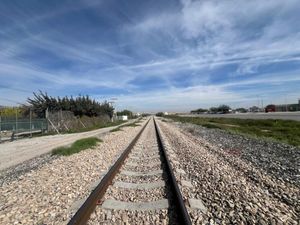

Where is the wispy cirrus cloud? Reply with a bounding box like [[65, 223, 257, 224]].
[[0, 0, 299, 110]]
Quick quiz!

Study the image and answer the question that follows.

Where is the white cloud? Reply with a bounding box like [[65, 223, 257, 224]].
[[180, 0, 231, 39], [1, 0, 300, 110], [125, 0, 300, 76], [113, 70, 300, 111], [115, 84, 242, 112]]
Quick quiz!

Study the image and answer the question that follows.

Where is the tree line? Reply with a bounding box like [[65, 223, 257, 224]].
[[26, 91, 114, 118], [191, 105, 231, 114]]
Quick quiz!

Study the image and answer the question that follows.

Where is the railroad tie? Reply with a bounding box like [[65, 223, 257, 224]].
[[101, 199, 169, 211], [120, 169, 163, 176], [113, 181, 165, 189]]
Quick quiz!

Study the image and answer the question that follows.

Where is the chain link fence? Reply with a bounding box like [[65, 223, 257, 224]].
[[0, 109, 112, 142], [47, 110, 111, 133], [0, 116, 48, 142]]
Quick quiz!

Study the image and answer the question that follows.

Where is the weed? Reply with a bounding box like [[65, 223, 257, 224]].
[[110, 121, 141, 132], [52, 137, 102, 156], [110, 127, 122, 132]]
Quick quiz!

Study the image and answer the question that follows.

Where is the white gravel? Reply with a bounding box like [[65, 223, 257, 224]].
[[0, 120, 147, 225], [157, 118, 299, 224]]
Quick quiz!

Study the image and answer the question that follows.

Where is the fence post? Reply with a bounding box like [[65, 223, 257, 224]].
[[46, 108, 49, 133], [15, 108, 18, 140], [30, 108, 32, 138]]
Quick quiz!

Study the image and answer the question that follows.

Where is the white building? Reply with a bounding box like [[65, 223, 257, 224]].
[[118, 115, 128, 121]]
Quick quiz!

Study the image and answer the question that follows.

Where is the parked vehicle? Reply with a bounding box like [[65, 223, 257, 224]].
[[265, 104, 276, 113]]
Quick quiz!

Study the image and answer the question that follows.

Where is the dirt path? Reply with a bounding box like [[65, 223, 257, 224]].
[[0, 121, 134, 171]]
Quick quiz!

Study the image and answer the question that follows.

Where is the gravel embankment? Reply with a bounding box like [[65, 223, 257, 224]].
[[157, 119, 299, 224], [177, 121, 300, 186], [0, 153, 59, 186], [0, 119, 147, 225]]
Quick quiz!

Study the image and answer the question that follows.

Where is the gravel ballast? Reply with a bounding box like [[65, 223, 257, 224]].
[[157, 119, 299, 224], [88, 119, 178, 225], [178, 121, 300, 186], [0, 120, 147, 225]]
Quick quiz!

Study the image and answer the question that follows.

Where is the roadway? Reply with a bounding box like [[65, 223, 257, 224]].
[[180, 112, 300, 121]]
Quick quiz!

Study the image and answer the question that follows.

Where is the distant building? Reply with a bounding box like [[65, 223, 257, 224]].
[[118, 115, 128, 121], [265, 104, 276, 112], [265, 99, 300, 112], [163, 112, 169, 115]]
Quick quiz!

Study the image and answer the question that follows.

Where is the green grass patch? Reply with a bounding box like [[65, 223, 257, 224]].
[[52, 137, 102, 156], [110, 121, 141, 132], [123, 122, 140, 127], [166, 115, 300, 147], [201, 123, 221, 129]]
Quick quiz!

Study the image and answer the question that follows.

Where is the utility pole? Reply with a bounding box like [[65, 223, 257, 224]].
[[16, 108, 18, 139], [108, 101, 114, 122], [109, 98, 118, 122]]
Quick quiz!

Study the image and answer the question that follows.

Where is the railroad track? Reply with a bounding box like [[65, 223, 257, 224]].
[[68, 117, 202, 224]]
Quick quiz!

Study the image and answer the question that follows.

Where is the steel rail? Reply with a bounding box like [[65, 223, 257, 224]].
[[68, 118, 150, 225], [154, 118, 192, 225], [68, 117, 192, 224]]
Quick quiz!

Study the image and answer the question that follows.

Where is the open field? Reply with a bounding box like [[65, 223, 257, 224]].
[[181, 111, 300, 121], [167, 115, 300, 147]]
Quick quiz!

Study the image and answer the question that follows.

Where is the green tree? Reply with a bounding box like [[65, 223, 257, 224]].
[[27, 91, 114, 118], [218, 105, 231, 113], [209, 107, 218, 114], [156, 112, 164, 117], [235, 108, 247, 113], [0, 107, 22, 118], [191, 108, 208, 114]]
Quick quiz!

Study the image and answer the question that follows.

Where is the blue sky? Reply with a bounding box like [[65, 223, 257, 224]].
[[0, 0, 300, 112]]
